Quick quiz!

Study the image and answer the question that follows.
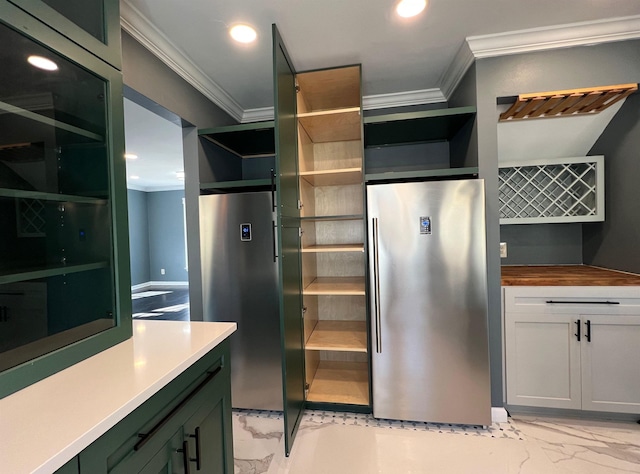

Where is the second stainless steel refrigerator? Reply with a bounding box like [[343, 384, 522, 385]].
[[367, 179, 491, 425], [200, 191, 283, 410]]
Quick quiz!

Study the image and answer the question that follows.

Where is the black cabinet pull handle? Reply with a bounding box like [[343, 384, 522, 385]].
[[546, 300, 619, 305], [177, 440, 192, 474], [575, 319, 581, 342], [135, 366, 221, 451], [270, 168, 276, 211], [272, 221, 278, 262], [586, 320, 592, 342], [189, 427, 202, 470]]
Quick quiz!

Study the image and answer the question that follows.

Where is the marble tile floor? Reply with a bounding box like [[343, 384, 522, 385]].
[[233, 410, 640, 474], [131, 286, 190, 321]]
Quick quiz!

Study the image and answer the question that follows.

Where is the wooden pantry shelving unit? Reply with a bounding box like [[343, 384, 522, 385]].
[[296, 65, 370, 408]]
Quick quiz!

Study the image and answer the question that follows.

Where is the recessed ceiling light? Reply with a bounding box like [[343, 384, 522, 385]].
[[396, 0, 427, 18], [27, 55, 58, 71], [229, 24, 257, 43], [176, 171, 185, 179], [124, 153, 138, 159], [129, 175, 140, 180]]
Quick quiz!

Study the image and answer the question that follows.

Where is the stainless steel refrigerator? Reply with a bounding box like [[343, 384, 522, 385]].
[[367, 179, 491, 425], [199, 191, 283, 410]]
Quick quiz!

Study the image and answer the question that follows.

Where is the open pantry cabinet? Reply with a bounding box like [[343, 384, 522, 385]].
[[296, 66, 369, 407], [272, 25, 370, 455]]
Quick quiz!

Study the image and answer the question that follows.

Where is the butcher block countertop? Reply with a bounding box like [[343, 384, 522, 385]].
[[501, 265, 640, 286]]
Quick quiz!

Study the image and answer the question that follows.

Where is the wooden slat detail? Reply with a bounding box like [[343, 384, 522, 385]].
[[306, 360, 369, 405], [306, 321, 367, 352], [499, 83, 638, 121]]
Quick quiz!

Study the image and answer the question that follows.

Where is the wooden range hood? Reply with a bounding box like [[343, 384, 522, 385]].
[[499, 83, 638, 121]]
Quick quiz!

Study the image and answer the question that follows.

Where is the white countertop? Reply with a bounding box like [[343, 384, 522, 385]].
[[0, 320, 236, 474]]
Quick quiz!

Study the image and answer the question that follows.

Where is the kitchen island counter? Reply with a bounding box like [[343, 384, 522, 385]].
[[0, 320, 236, 474], [501, 265, 640, 286]]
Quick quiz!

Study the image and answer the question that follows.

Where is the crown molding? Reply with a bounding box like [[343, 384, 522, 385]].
[[439, 42, 475, 100], [120, 0, 244, 122], [467, 15, 640, 59], [242, 107, 276, 123], [363, 89, 445, 110], [240, 88, 447, 122]]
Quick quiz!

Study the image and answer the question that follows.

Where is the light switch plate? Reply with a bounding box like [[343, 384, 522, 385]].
[[500, 242, 507, 258]]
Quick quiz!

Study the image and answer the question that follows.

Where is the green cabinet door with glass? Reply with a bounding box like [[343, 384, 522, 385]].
[[0, 1, 131, 398]]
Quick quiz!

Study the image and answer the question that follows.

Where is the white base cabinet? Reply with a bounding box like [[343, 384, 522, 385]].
[[504, 286, 640, 414]]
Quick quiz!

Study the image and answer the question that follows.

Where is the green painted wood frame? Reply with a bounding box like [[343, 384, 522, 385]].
[[7, 0, 121, 69], [0, 1, 131, 399], [273, 23, 306, 457]]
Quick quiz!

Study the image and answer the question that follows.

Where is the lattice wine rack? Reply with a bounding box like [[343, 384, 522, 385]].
[[499, 156, 604, 224]]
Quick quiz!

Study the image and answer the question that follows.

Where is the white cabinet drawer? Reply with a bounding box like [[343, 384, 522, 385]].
[[504, 286, 640, 315]]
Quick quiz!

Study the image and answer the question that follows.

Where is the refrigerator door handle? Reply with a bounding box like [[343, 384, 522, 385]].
[[270, 168, 276, 211], [372, 217, 382, 353], [272, 220, 278, 262]]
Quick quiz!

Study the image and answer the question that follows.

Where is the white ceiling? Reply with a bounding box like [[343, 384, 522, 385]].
[[123, 98, 184, 192], [120, 1, 640, 189], [121, 0, 640, 121]]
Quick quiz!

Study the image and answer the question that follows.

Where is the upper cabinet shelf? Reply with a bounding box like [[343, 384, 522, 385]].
[[364, 106, 476, 148], [298, 108, 361, 143], [297, 66, 361, 113], [300, 167, 362, 186], [199, 121, 275, 158]]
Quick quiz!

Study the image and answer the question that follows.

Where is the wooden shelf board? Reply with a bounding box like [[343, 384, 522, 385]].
[[198, 121, 275, 157], [300, 167, 362, 186], [0, 188, 107, 204], [0, 99, 103, 142], [0, 261, 110, 285], [300, 214, 364, 222], [364, 106, 476, 147], [306, 321, 367, 352], [304, 277, 366, 295], [307, 360, 369, 405], [298, 109, 361, 143], [365, 167, 478, 183], [301, 244, 364, 253]]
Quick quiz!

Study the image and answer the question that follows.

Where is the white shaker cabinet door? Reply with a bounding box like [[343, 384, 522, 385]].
[[505, 312, 582, 409], [581, 314, 640, 413]]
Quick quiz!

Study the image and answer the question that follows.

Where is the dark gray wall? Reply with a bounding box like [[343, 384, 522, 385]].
[[127, 189, 150, 286], [500, 224, 583, 265], [147, 190, 188, 282], [122, 31, 236, 319], [584, 91, 640, 274], [473, 39, 640, 406]]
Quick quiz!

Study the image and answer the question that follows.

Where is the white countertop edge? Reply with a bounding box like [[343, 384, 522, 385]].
[[1, 320, 236, 474], [45, 323, 237, 473]]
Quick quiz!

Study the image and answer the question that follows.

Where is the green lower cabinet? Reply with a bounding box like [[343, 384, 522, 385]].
[[56, 457, 80, 474], [79, 340, 233, 473]]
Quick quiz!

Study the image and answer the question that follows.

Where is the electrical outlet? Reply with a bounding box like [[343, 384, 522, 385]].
[[500, 242, 507, 258], [160, 268, 165, 275]]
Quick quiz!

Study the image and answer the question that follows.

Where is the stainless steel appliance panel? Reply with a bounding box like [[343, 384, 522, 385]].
[[367, 179, 491, 425], [200, 192, 282, 410]]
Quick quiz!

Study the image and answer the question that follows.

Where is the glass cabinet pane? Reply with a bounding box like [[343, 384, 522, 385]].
[[0, 20, 116, 372], [42, 0, 105, 43]]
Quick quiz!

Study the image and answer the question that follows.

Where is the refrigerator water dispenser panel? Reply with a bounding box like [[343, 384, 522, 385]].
[[420, 216, 432, 234], [241, 223, 252, 241]]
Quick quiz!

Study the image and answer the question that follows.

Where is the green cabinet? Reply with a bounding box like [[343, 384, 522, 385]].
[[7, 0, 121, 69], [363, 106, 478, 182], [0, 0, 130, 398], [79, 340, 234, 474]]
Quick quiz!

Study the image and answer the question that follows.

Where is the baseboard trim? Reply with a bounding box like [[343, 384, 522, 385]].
[[492, 407, 509, 423], [131, 281, 189, 291]]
